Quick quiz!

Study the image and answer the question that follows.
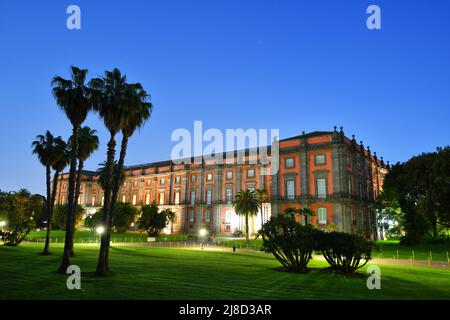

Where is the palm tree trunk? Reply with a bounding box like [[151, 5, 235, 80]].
[[42, 165, 52, 255], [69, 159, 84, 257], [246, 214, 249, 244], [96, 133, 116, 276], [58, 126, 79, 273], [105, 134, 129, 271]]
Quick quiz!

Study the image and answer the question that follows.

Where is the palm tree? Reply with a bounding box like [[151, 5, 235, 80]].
[[284, 207, 299, 220], [89, 68, 129, 276], [47, 142, 70, 254], [299, 207, 315, 226], [32, 131, 65, 255], [68, 126, 99, 256], [52, 66, 92, 272], [105, 82, 152, 270], [233, 189, 261, 243], [96, 161, 126, 191], [255, 189, 268, 230]]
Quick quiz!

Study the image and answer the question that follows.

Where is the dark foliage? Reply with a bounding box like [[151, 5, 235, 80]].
[[316, 231, 373, 274]]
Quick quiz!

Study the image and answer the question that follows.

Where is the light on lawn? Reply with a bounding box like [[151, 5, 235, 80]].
[[199, 228, 207, 237], [96, 226, 105, 235], [0, 220, 6, 227]]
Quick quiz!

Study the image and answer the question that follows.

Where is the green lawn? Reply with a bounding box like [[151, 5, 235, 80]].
[[27, 229, 189, 243], [0, 243, 449, 299]]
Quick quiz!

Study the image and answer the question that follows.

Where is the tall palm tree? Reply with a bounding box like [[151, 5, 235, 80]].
[[52, 66, 92, 272], [89, 68, 129, 276], [46, 142, 70, 254], [32, 131, 65, 255], [68, 126, 99, 256], [255, 189, 268, 229], [284, 207, 299, 220], [233, 189, 261, 243], [105, 83, 152, 270], [96, 161, 126, 191]]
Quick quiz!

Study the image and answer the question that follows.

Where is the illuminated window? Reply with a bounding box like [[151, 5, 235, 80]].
[[122, 195, 126, 202], [146, 179, 151, 186], [317, 179, 326, 198], [206, 173, 213, 181], [175, 176, 181, 184], [226, 171, 233, 180], [159, 192, 165, 205], [226, 188, 233, 203], [286, 180, 295, 200], [133, 180, 138, 187], [247, 169, 255, 177], [160, 178, 165, 185], [101, 196, 104, 205], [145, 193, 150, 205], [205, 210, 211, 223], [91, 196, 95, 206], [132, 194, 137, 205], [189, 211, 194, 222], [318, 207, 327, 224], [174, 191, 180, 205]]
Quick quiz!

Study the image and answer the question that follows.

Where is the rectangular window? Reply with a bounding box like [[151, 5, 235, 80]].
[[191, 175, 196, 182], [122, 195, 126, 203], [189, 211, 194, 223], [315, 154, 326, 165], [206, 173, 213, 181], [174, 191, 180, 205], [285, 157, 295, 168], [206, 189, 212, 205], [286, 180, 295, 200], [226, 171, 233, 180], [101, 196, 104, 206], [145, 193, 151, 205], [318, 207, 328, 224], [159, 192, 165, 205], [78, 195, 82, 205], [133, 180, 138, 187], [205, 210, 211, 223], [226, 188, 233, 203], [247, 169, 255, 177], [61, 196, 65, 204], [348, 179, 352, 195], [190, 190, 196, 205], [146, 179, 151, 186], [91, 196, 95, 206], [160, 178, 165, 185], [132, 194, 137, 205], [225, 210, 232, 222], [317, 178, 326, 198], [175, 176, 180, 184]]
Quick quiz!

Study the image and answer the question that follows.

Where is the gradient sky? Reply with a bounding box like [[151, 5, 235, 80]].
[[1, 0, 449, 195]]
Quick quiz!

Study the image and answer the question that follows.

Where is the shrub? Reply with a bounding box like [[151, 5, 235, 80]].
[[259, 215, 319, 273], [84, 210, 102, 232], [52, 204, 85, 230], [316, 231, 373, 274]]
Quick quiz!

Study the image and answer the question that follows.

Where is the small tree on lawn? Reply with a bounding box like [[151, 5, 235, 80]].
[[84, 210, 103, 232], [138, 203, 176, 237], [233, 189, 261, 243]]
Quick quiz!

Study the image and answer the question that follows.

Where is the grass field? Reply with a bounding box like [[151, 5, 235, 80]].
[[0, 243, 449, 300], [27, 229, 189, 243]]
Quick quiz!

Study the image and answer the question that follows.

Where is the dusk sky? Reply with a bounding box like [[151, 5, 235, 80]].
[[1, 0, 449, 195]]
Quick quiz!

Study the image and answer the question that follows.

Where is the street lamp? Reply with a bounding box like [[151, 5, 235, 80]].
[[96, 225, 104, 235], [199, 228, 207, 249], [0, 220, 6, 232]]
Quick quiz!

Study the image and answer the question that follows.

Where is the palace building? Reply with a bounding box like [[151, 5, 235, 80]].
[[54, 128, 388, 239]]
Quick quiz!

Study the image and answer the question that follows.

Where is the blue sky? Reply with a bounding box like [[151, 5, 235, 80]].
[[0, 0, 449, 195]]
